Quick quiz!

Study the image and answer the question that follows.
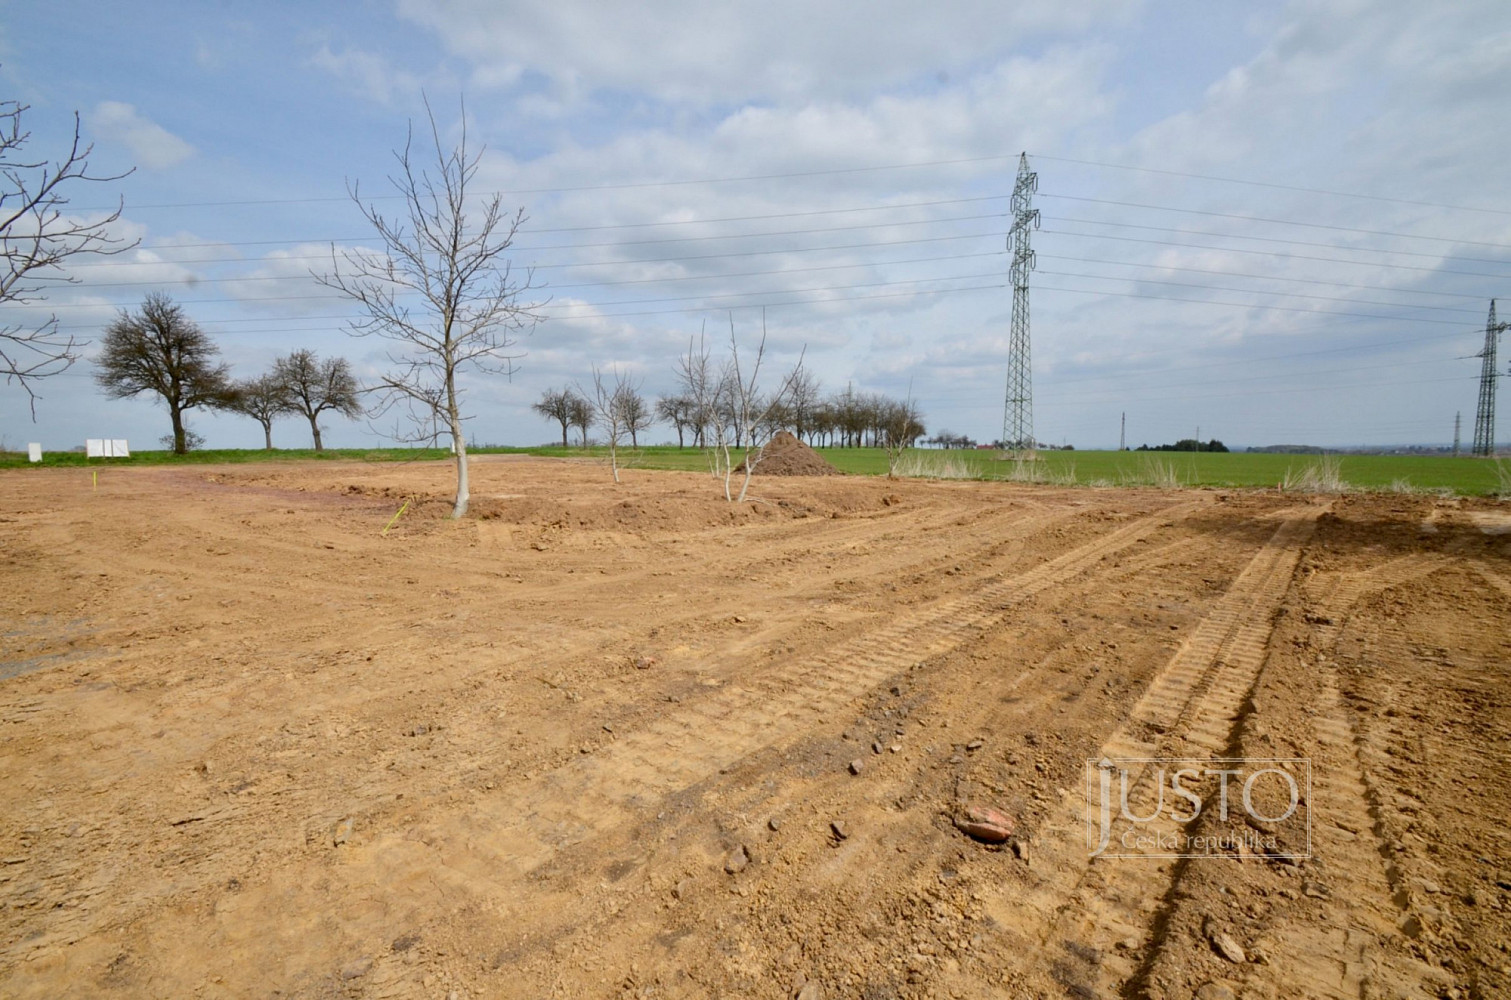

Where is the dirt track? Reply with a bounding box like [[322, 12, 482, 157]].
[[1, 457, 1508, 999]]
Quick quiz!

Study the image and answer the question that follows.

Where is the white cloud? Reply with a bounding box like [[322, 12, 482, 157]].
[[309, 44, 424, 106], [221, 243, 361, 315], [87, 102, 195, 170], [396, 0, 1138, 105]]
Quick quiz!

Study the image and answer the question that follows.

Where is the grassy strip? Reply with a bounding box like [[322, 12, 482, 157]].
[[3, 445, 1507, 496], [0, 447, 455, 468]]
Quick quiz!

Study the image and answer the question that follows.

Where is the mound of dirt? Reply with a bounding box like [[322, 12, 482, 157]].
[[737, 430, 839, 476]]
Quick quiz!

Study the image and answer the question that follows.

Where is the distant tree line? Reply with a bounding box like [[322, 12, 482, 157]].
[[94, 291, 362, 454], [925, 430, 978, 449], [533, 375, 926, 451], [1134, 438, 1228, 453]]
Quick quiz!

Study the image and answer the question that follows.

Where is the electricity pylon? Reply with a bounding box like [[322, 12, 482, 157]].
[[1001, 152, 1039, 453], [1472, 299, 1509, 456]]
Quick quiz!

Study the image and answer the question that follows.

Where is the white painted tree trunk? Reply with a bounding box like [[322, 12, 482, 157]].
[[448, 373, 468, 518]]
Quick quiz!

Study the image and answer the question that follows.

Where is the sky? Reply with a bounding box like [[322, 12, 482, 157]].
[[2, 0, 1510, 452]]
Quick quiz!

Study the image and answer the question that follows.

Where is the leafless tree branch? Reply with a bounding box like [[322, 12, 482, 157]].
[[2, 99, 136, 415], [314, 95, 548, 516]]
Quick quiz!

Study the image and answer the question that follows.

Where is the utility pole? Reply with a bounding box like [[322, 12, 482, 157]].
[[1453, 411, 1461, 457], [1473, 299, 1509, 456], [1001, 152, 1039, 454], [1119, 412, 1125, 452]]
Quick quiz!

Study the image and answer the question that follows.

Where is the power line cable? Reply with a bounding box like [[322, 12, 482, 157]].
[[1032, 282, 1478, 327], [1037, 254, 1492, 301], [1036, 268, 1484, 316], [64, 194, 1015, 259], [1034, 370, 1476, 405], [62, 211, 1011, 281], [1032, 326, 1489, 388], [79, 153, 1022, 212], [1041, 227, 1511, 273], [1030, 154, 1511, 217], [12, 232, 1013, 311], [1040, 193, 1511, 250], [25, 270, 1008, 313]]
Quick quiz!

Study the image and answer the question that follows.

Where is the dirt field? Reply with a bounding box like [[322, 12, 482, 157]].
[[2, 457, 1508, 999]]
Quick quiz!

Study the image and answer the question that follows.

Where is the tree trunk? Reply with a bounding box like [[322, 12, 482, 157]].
[[309, 413, 323, 451], [448, 376, 468, 518], [559, 419, 568, 448], [629, 427, 638, 448], [676, 423, 685, 448], [262, 420, 274, 450], [170, 405, 187, 455]]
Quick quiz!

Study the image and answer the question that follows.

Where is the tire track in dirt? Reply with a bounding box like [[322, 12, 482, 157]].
[[978, 508, 1319, 996], [122, 498, 1207, 993], [1142, 553, 1455, 1000], [1248, 659, 1419, 999], [0, 498, 1197, 980], [1245, 557, 1488, 1000], [1474, 560, 1511, 602], [452, 502, 1206, 865]]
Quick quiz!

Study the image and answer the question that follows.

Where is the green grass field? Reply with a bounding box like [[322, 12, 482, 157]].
[[4, 444, 1508, 496]]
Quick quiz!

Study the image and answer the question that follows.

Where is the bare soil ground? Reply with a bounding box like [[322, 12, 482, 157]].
[[1, 457, 1507, 1000]]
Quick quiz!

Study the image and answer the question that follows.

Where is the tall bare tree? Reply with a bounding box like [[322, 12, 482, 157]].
[[316, 98, 545, 517], [677, 316, 805, 502], [2, 98, 135, 414], [579, 365, 640, 483], [531, 386, 578, 447], [95, 292, 232, 454], [226, 371, 294, 450], [274, 349, 361, 451]]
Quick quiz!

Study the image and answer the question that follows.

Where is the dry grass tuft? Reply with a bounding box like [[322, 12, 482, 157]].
[[1280, 454, 1350, 493], [891, 451, 977, 480], [1121, 456, 1186, 489]]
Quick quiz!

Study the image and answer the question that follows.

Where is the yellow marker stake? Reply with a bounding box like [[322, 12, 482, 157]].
[[92, 470, 98, 491], [382, 499, 411, 535]]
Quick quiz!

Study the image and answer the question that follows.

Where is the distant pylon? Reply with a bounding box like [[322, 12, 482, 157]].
[[1472, 299, 1509, 456], [1453, 411, 1461, 457], [1001, 152, 1039, 453], [1119, 412, 1126, 452]]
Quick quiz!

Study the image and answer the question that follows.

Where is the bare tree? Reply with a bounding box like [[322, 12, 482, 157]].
[[95, 292, 232, 454], [532, 386, 579, 447], [656, 394, 693, 448], [882, 385, 925, 477], [786, 368, 822, 442], [2, 98, 136, 414], [226, 371, 294, 450], [316, 98, 545, 517], [675, 326, 720, 461], [274, 349, 361, 451], [679, 316, 805, 502], [579, 365, 640, 483], [568, 393, 592, 446], [619, 383, 651, 448]]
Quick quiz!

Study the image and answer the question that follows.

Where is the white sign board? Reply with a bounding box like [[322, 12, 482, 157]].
[[27, 443, 41, 463], [85, 439, 130, 458]]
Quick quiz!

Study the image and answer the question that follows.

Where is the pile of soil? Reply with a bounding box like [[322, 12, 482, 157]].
[[737, 430, 839, 476]]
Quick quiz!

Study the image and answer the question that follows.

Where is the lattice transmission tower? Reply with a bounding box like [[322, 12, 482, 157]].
[[1472, 299, 1509, 456], [1001, 152, 1039, 453]]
